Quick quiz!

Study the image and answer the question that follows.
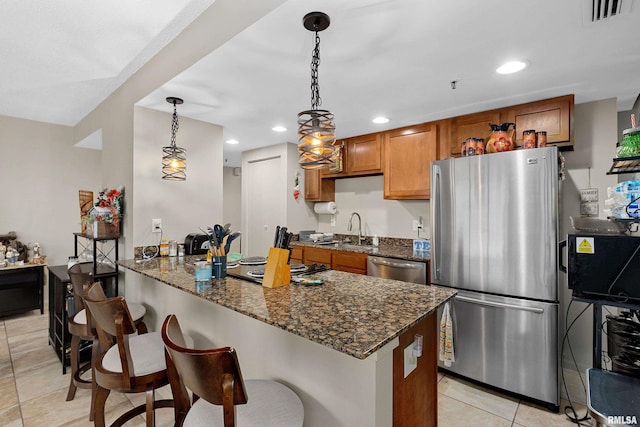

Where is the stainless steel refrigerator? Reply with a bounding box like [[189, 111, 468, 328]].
[[431, 146, 560, 410]]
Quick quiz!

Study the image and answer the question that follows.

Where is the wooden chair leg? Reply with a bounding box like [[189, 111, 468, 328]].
[[145, 387, 155, 427], [65, 334, 81, 401], [93, 385, 110, 427], [89, 337, 100, 421]]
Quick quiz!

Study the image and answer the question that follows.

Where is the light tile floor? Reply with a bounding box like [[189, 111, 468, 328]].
[[1, 306, 591, 426]]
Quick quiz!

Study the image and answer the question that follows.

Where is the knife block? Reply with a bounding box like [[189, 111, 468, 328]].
[[262, 247, 290, 288]]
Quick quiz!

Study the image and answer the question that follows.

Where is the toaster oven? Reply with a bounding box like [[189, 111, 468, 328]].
[[184, 233, 210, 255]]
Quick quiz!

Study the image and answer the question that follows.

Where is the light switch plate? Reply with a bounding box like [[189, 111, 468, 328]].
[[404, 342, 417, 378]]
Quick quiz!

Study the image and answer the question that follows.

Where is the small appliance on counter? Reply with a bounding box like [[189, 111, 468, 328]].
[[184, 233, 210, 255], [568, 233, 640, 302]]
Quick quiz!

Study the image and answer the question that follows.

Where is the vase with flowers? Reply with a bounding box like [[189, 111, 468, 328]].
[[83, 186, 124, 238]]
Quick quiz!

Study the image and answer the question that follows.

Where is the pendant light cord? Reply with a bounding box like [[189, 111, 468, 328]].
[[310, 30, 322, 110], [171, 101, 179, 149]]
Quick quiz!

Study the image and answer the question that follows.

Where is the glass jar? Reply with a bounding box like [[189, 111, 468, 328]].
[[160, 238, 169, 256]]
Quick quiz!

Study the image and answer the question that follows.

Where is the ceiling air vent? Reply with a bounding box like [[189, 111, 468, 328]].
[[583, 0, 633, 24]]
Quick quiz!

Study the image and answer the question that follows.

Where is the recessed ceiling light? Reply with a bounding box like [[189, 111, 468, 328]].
[[496, 61, 527, 74], [225, 139, 239, 145], [372, 116, 390, 124], [272, 126, 287, 132]]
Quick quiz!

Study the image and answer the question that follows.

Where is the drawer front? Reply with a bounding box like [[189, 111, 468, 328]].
[[332, 252, 368, 275], [290, 246, 304, 264], [303, 248, 332, 266]]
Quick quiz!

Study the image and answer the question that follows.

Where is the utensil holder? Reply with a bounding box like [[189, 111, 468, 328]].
[[212, 255, 227, 279], [262, 247, 290, 288]]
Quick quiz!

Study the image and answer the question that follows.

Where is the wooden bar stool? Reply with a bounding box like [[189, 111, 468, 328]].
[[65, 263, 147, 421], [83, 282, 179, 427], [161, 314, 304, 427]]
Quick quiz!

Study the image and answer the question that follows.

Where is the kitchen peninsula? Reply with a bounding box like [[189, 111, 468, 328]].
[[119, 257, 455, 427]]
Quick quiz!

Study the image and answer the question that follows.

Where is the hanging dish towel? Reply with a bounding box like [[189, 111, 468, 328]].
[[439, 302, 455, 367]]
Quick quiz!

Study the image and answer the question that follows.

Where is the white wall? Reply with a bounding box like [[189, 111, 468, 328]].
[[559, 99, 620, 379], [0, 115, 101, 266], [133, 106, 223, 248], [316, 175, 429, 239], [223, 166, 242, 254]]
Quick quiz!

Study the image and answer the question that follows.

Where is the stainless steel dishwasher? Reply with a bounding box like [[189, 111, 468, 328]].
[[367, 256, 428, 285]]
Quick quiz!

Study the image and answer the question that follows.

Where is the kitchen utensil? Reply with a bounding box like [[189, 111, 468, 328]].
[[274, 225, 280, 247], [225, 232, 240, 255], [221, 235, 229, 255]]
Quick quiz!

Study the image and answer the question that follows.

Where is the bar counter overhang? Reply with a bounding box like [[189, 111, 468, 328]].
[[119, 256, 455, 427]]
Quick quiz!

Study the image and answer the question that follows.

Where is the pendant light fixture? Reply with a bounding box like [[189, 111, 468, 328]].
[[297, 11, 336, 170], [162, 97, 187, 181]]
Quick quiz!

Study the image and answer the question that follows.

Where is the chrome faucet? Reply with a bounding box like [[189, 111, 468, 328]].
[[347, 212, 365, 245]]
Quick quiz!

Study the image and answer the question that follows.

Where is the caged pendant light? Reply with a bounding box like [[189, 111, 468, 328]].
[[297, 12, 337, 170], [162, 97, 187, 181]]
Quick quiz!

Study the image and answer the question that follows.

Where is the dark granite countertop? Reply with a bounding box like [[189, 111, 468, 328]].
[[119, 256, 454, 359], [290, 241, 430, 262]]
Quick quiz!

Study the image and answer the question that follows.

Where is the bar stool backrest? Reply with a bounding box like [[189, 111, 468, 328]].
[[162, 314, 248, 426]]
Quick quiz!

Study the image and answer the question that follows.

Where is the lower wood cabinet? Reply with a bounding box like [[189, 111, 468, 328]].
[[298, 245, 368, 275], [331, 251, 368, 275], [290, 246, 304, 264], [302, 246, 333, 267], [383, 123, 438, 200]]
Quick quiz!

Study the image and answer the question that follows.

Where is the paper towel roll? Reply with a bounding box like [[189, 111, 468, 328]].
[[314, 202, 337, 214]]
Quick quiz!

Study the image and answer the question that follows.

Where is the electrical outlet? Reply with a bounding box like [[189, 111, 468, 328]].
[[330, 215, 336, 227], [152, 218, 162, 233], [404, 342, 417, 378]]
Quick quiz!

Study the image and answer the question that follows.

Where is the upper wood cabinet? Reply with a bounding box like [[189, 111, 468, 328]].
[[304, 169, 335, 202], [448, 94, 574, 155], [347, 133, 382, 175], [501, 94, 574, 149], [383, 123, 438, 200], [323, 134, 382, 178], [449, 111, 501, 156]]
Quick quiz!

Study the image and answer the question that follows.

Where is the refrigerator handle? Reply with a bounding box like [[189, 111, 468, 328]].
[[558, 240, 567, 273], [455, 295, 544, 314], [432, 164, 441, 280]]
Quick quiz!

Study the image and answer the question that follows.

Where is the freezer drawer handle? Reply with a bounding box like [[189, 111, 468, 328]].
[[455, 295, 544, 314], [370, 258, 423, 269]]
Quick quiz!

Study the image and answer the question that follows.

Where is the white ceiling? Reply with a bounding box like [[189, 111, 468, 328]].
[[0, 0, 215, 126], [3, 0, 640, 167]]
